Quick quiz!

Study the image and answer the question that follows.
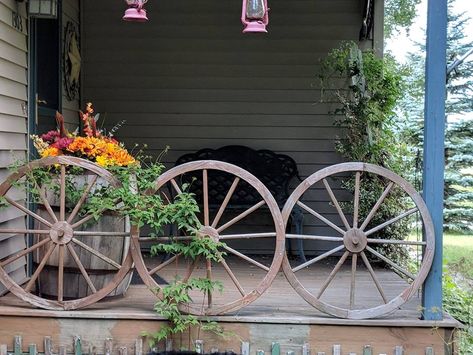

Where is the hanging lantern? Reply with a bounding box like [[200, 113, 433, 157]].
[[28, 0, 58, 18], [241, 0, 269, 33], [123, 0, 149, 22]]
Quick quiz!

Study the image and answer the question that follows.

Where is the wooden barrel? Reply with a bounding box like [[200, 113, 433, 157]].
[[33, 174, 132, 300]]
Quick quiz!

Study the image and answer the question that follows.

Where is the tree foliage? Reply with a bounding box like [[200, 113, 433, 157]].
[[384, 0, 422, 38], [396, 0, 473, 232]]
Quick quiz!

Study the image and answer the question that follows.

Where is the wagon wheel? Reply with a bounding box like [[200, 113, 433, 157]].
[[131, 160, 285, 315], [282, 162, 434, 319], [0, 156, 133, 310]]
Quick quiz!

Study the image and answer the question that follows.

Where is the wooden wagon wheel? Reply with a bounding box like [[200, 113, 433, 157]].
[[282, 162, 435, 319], [0, 156, 133, 310], [131, 160, 285, 315]]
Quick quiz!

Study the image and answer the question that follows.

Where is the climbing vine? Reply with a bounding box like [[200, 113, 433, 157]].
[[319, 42, 412, 268]]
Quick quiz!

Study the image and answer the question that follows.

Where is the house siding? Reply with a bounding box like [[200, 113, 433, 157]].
[[82, 0, 370, 253], [0, 0, 28, 295]]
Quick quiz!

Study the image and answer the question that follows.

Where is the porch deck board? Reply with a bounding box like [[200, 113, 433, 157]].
[[0, 257, 459, 328]]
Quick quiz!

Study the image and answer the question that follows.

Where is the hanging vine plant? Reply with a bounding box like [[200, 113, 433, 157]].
[[318, 42, 414, 269]]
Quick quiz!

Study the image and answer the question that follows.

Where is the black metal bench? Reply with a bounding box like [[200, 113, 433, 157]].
[[175, 145, 305, 261]]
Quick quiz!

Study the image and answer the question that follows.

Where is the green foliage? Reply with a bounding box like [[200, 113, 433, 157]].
[[320, 42, 407, 170], [384, 0, 421, 38], [443, 268, 473, 354], [396, 0, 473, 232], [319, 42, 411, 266], [145, 241, 228, 349]]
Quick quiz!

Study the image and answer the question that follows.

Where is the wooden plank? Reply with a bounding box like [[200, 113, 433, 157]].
[[241, 342, 250, 355], [105, 338, 113, 355], [332, 344, 341, 355], [28, 344, 37, 355], [74, 336, 82, 355], [195, 340, 203, 354], [13, 335, 21, 355], [44, 337, 52, 355], [302, 343, 310, 355], [134, 338, 143, 355]]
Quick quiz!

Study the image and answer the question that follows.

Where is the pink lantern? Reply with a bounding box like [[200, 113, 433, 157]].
[[123, 0, 149, 22], [241, 0, 269, 33]]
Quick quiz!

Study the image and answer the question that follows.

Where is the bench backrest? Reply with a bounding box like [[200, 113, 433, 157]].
[[175, 145, 301, 206]]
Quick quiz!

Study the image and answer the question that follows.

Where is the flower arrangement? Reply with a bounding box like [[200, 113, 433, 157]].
[[31, 103, 136, 168]]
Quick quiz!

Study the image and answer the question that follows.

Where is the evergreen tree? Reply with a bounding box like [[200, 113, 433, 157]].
[[397, 0, 473, 231]]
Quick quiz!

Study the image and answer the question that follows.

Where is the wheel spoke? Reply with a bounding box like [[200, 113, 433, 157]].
[[360, 251, 388, 304], [67, 244, 97, 293], [32, 180, 58, 223], [59, 164, 66, 221], [71, 200, 119, 229], [183, 256, 200, 283], [365, 208, 418, 236], [353, 172, 361, 228], [366, 238, 426, 246], [219, 232, 276, 240], [323, 178, 350, 231], [4, 196, 53, 228], [170, 179, 183, 194], [350, 253, 357, 309], [211, 177, 240, 228], [220, 259, 246, 296], [67, 175, 98, 223], [216, 200, 266, 233], [57, 245, 65, 301], [72, 238, 121, 270], [366, 246, 415, 280], [286, 234, 343, 242], [0, 229, 49, 235], [0, 238, 50, 267], [222, 245, 270, 271], [360, 182, 394, 231], [148, 253, 182, 275], [25, 242, 56, 292], [316, 251, 349, 299], [203, 170, 210, 226], [297, 201, 345, 235], [74, 231, 130, 237], [293, 245, 345, 272]]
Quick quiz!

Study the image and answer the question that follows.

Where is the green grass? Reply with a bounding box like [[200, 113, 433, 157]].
[[443, 232, 473, 279]]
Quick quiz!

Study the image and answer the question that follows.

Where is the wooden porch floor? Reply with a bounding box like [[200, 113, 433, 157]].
[[0, 256, 459, 328]]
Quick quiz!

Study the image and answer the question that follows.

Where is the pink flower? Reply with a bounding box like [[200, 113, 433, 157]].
[[41, 130, 60, 143], [51, 137, 74, 150]]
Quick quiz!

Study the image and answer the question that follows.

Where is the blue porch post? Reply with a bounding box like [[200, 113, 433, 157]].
[[422, 0, 448, 320]]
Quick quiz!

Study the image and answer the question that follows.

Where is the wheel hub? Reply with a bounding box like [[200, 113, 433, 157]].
[[343, 228, 367, 253], [198, 226, 220, 242], [49, 221, 74, 244]]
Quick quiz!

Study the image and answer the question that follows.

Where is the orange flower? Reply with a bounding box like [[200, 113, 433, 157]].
[[40, 146, 61, 158]]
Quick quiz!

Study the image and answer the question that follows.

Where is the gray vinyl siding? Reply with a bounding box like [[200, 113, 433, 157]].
[[0, 0, 28, 295], [83, 0, 369, 253]]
